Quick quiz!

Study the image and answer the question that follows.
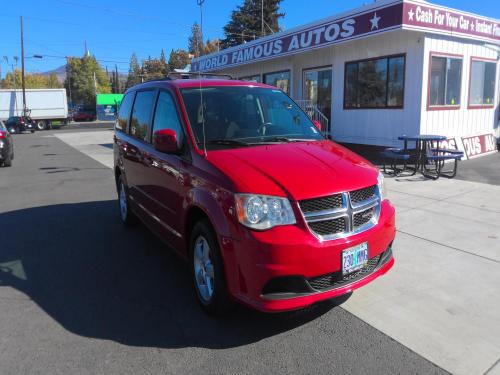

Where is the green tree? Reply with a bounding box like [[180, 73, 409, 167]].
[[142, 55, 168, 81], [65, 55, 111, 107], [1, 69, 62, 89], [188, 23, 205, 58], [125, 53, 142, 89], [221, 0, 284, 48], [204, 39, 220, 55], [168, 49, 191, 70]]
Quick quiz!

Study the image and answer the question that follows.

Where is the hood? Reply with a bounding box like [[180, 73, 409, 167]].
[[207, 140, 379, 201]]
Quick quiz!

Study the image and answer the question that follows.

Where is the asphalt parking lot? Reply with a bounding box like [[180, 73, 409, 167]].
[[1, 126, 499, 375]]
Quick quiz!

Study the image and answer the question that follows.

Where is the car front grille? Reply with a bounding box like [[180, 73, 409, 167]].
[[308, 218, 346, 236], [299, 194, 343, 213], [299, 185, 380, 240], [307, 248, 391, 291]]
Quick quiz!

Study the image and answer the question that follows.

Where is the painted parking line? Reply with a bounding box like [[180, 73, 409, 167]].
[[56, 130, 500, 375]]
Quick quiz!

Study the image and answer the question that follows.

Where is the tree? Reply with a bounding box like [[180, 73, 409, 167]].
[[142, 56, 168, 81], [1, 69, 62, 89], [188, 23, 205, 58], [168, 49, 191, 70], [221, 0, 284, 49], [64, 55, 111, 107], [125, 53, 142, 89], [204, 39, 220, 55]]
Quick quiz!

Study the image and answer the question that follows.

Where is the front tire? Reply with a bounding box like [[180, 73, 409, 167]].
[[117, 176, 137, 225], [190, 220, 232, 316], [3, 153, 12, 167]]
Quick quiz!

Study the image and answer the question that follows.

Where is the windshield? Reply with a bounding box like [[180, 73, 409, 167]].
[[180, 86, 324, 149]]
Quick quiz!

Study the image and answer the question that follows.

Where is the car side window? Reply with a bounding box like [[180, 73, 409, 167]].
[[116, 92, 135, 131], [129, 90, 156, 142], [152, 91, 184, 145]]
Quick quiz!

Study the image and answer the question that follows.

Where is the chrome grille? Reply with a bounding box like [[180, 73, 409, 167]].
[[350, 186, 376, 204], [299, 185, 380, 241], [353, 207, 375, 229], [308, 218, 346, 236], [299, 194, 342, 213]]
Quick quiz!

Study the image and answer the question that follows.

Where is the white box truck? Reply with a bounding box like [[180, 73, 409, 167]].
[[0, 88, 69, 130]]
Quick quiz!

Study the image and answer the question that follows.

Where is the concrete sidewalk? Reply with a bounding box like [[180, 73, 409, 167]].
[[54, 129, 500, 375], [344, 176, 500, 375]]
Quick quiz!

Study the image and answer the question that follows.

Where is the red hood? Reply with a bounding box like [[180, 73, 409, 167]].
[[206, 140, 379, 201]]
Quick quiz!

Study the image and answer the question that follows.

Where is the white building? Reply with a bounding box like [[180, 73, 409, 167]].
[[191, 0, 500, 159]]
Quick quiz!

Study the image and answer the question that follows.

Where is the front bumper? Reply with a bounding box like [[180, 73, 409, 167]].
[[222, 200, 396, 313]]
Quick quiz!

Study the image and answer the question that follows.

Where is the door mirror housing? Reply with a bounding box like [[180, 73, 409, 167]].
[[312, 120, 322, 131], [153, 129, 180, 154]]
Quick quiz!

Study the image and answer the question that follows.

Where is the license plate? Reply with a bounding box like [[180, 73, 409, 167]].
[[342, 242, 369, 275]]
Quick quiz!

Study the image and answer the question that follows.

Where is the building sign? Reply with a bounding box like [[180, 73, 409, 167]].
[[191, 0, 500, 73], [403, 1, 500, 43], [461, 133, 497, 159], [191, 2, 404, 72]]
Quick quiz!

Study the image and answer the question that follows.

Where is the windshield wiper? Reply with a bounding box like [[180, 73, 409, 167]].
[[263, 136, 316, 143], [204, 139, 250, 147]]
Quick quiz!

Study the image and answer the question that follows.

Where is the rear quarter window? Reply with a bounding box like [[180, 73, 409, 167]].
[[116, 92, 135, 132], [129, 90, 156, 142]]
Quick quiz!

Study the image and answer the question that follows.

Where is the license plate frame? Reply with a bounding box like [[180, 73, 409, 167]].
[[342, 242, 369, 275]]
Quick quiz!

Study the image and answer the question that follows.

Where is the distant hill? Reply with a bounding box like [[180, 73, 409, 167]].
[[40, 65, 128, 85], [40, 65, 67, 83]]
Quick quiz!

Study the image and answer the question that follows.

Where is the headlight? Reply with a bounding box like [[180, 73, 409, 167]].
[[378, 172, 387, 201], [235, 194, 296, 230]]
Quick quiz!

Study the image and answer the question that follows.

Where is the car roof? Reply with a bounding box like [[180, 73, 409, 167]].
[[125, 79, 274, 94]]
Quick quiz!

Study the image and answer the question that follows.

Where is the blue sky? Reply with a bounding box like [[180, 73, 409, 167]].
[[1, 0, 499, 75]]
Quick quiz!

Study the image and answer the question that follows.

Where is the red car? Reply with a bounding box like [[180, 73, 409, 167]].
[[114, 78, 395, 315], [72, 110, 96, 122]]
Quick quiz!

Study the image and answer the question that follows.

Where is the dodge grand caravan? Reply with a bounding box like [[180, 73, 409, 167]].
[[114, 77, 395, 315]]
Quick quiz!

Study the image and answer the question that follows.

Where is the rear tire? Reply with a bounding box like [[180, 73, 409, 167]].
[[117, 175, 137, 225], [36, 121, 46, 131], [190, 220, 233, 316]]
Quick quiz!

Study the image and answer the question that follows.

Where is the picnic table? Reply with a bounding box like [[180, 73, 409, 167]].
[[381, 134, 464, 179]]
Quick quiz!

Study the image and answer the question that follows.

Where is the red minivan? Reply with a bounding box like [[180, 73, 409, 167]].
[[114, 77, 395, 315]]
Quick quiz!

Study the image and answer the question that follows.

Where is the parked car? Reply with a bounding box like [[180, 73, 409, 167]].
[[0, 121, 14, 167], [5, 116, 35, 134], [114, 78, 396, 315], [72, 110, 96, 122]]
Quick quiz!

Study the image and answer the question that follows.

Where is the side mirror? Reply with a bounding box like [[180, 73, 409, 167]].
[[312, 120, 322, 131], [153, 129, 179, 154]]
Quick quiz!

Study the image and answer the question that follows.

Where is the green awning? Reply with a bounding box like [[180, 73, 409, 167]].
[[96, 94, 123, 106]]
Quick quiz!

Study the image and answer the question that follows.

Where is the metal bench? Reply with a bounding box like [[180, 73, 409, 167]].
[[424, 150, 464, 179], [381, 148, 413, 176]]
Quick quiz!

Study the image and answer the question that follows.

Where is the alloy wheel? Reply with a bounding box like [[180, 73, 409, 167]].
[[193, 236, 215, 302]]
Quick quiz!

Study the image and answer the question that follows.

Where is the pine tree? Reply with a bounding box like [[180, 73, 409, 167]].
[[221, 0, 284, 49], [188, 23, 205, 58], [125, 53, 142, 88], [168, 49, 191, 70]]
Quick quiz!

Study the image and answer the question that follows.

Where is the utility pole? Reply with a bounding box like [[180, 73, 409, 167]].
[[66, 57, 72, 109], [261, 0, 264, 37], [20, 16, 27, 117], [12, 57, 19, 116], [197, 0, 205, 40], [115, 65, 119, 93]]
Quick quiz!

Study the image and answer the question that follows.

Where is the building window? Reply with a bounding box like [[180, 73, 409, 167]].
[[429, 55, 462, 108], [344, 55, 405, 109], [264, 70, 291, 95], [469, 59, 497, 107], [240, 74, 261, 83]]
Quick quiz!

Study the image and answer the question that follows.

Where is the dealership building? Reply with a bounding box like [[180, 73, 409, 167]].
[[191, 0, 500, 159]]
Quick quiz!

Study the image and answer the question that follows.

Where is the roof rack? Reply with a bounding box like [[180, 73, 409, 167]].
[[166, 72, 233, 80]]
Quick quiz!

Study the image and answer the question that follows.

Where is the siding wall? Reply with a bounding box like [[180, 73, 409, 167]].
[[421, 35, 499, 138]]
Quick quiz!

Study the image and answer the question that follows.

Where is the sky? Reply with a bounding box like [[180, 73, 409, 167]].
[[1, 0, 499, 76]]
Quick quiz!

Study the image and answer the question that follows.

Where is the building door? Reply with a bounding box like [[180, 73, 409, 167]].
[[303, 67, 332, 128]]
